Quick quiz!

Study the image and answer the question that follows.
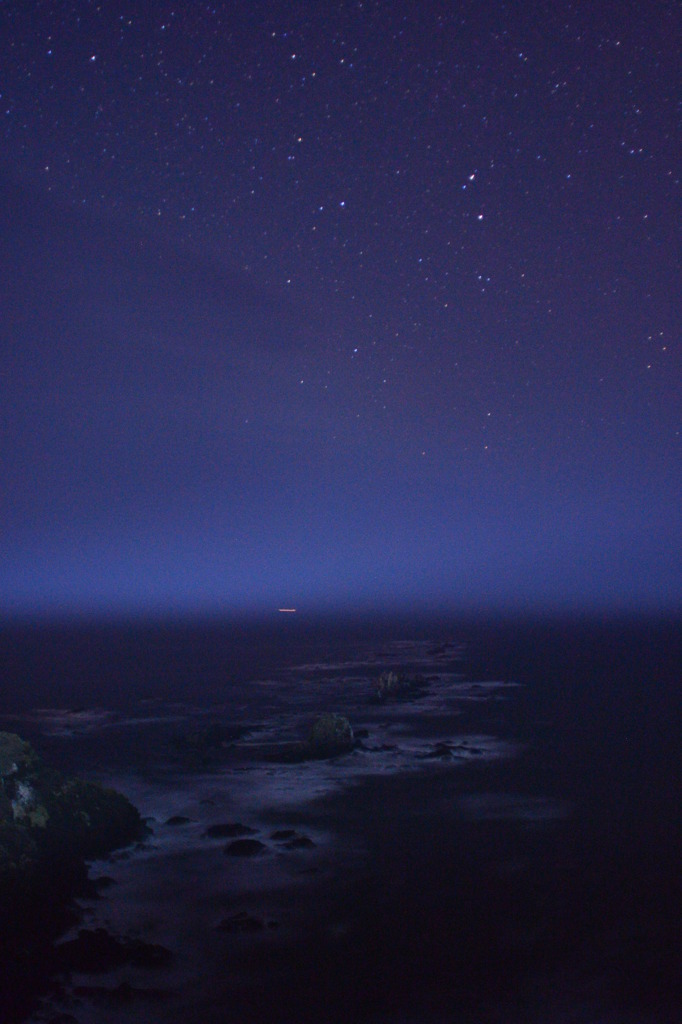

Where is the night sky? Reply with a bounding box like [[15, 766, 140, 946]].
[[1, 1, 680, 619]]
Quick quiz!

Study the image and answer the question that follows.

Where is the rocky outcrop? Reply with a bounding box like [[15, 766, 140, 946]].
[[307, 713, 354, 757], [372, 670, 428, 703], [0, 731, 146, 1022], [0, 731, 144, 878], [260, 712, 356, 763]]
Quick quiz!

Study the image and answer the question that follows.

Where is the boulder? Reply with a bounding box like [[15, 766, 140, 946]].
[[224, 838, 266, 857], [372, 670, 427, 703], [307, 713, 354, 757], [204, 822, 257, 839], [252, 714, 356, 763]]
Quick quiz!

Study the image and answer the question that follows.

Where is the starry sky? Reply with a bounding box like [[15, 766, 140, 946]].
[[1, 0, 680, 620]]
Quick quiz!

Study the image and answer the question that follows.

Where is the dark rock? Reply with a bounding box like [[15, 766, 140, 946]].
[[165, 815, 191, 826], [418, 741, 455, 760], [43, 776, 145, 860], [204, 822, 257, 839], [224, 838, 266, 857], [0, 820, 40, 885], [0, 732, 39, 778], [56, 927, 172, 973], [72, 981, 170, 1003], [0, 732, 144, 882], [0, 732, 146, 1021], [285, 835, 316, 850], [307, 713, 354, 758], [217, 911, 265, 933], [0, 785, 13, 823], [371, 671, 428, 703], [458, 745, 483, 756], [270, 828, 316, 849], [264, 713, 356, 763]]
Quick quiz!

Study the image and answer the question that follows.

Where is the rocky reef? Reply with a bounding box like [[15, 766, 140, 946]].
[[0, 731, 145, 1022]]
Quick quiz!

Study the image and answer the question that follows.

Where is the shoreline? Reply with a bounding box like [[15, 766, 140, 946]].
[[1, 620, 680, 1022]]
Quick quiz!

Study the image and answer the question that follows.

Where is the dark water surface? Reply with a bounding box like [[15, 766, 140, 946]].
[[1, 614, 680, 1023]]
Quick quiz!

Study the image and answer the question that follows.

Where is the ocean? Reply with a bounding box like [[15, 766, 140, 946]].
[[1, 614, 680, 1023]]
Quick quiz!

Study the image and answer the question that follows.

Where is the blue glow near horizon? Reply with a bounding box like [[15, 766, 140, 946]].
[[1, 2, 678, 622], [2, 481, 679, 618]]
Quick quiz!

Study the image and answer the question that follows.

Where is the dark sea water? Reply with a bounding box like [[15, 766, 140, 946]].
[[1, 614, 680, 1023]]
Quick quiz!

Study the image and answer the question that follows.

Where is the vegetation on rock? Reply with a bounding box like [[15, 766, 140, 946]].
[[307, 713, 354, 756], [0, 731, 146, 1022], [0, 731, 143, 874], [372, 670, 427, 702]]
